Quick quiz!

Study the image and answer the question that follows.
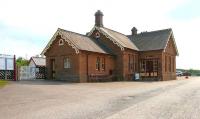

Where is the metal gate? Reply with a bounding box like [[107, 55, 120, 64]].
[[19, 66, 36, 80]]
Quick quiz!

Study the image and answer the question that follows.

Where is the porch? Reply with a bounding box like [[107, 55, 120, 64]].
[[139, 58, 161, 81]]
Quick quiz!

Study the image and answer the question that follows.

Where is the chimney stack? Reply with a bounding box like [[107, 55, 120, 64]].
[[95, 10, 103, 27], [131, 27, 137, 36]]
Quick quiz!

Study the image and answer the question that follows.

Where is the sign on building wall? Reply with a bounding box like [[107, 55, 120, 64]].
[[0, 58, 6, 70], [6, 58, 14, 70], [135, 73, 140, 80]]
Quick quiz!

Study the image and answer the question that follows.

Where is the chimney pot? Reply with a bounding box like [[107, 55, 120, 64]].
[[131, 27, 137, 35], [95, 10, 103, 27]]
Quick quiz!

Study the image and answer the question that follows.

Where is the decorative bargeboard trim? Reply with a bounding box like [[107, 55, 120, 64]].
[[87, 26, 124, 51], [41, 29, 80, 55]]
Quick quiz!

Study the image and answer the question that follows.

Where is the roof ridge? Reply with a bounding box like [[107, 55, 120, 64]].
[[102, 27, 128, 37], [96, 26, 139, 51], [138, 28, 172, 35], [58, 28, 88, 37], [58, 27, 109, 54]]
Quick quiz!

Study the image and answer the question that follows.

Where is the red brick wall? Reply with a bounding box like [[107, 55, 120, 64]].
[[44, 32, 177, 82], [79, 51, 115, 82], [122, 49, 139, 80], [45, 35, 115, 82], [45, 36, 80, 82], [162, 37, 177, 81], [91, 30, 124, 79]]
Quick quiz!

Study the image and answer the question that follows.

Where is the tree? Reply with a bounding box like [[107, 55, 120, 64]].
[[16, 57, 29, 66]]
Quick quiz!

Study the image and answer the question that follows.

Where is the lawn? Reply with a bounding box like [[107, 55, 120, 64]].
[[0, 80, 8, 88]]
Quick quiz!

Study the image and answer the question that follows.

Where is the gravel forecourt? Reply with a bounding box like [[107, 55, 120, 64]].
[[0, 77, 200, 119]]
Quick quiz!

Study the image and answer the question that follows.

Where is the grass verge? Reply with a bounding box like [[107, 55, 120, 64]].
[[0, 80, 8, 88]]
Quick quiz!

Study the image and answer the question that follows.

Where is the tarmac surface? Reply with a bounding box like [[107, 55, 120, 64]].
[[0, 77, 200, 119]]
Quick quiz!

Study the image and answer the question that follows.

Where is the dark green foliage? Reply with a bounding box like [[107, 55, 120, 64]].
[[177, 69, 200, 76], [16, 57, 29, 66], [188, 69, 200, 76]]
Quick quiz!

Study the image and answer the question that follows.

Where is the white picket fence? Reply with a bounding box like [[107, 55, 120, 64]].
[[19, 66, 36, 80]]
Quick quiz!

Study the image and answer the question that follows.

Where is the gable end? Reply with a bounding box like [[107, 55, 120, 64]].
[[163, 31, 179, 56], [41, 29, 80, 55], [88, 26, 125, 51]]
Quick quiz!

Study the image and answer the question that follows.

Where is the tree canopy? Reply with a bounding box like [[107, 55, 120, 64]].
[[16, 57, 29, 66]]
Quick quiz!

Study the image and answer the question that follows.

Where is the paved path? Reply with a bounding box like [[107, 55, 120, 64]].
[[0, 77, 200, 119], [106, 77, 200, 119]]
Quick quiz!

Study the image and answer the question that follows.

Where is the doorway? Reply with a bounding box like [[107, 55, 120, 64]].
[[140, 58, 159, 78], [146, 60, 153, 72], [50, 59, 55, 79]]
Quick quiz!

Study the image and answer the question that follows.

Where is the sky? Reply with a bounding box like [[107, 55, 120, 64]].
[[0, 0, 200, 69]]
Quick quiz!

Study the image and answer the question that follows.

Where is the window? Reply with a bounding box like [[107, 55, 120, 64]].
[[59, 39, 64, 46], [96, 57, 106, 71], [128, 54, 131, 71], [101, 58, 105, 70], [169, 56, 171, 72], [96, 57, 100, 71], [146, 60, 153, 72], [136, 56, 138, 71], [153, 60, 158, 72], [133, 55, 136, 72], [171, 56, 174, 72], [95, 32, 100, 38], [128, 54, 136, 71], [141, 60, 146, 72], [64, 58, 71, 69], [130, 55, 133, 70]]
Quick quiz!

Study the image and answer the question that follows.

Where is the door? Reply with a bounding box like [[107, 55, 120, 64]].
[[146, 60, 153, 77], [146, 61, 153, 72], [50, 59, 55, 79]]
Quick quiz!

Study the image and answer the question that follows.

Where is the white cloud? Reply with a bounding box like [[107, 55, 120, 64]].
[[0, 0, 187, 34], [0, 36, 42, 59], [171, 17, 200, 69]]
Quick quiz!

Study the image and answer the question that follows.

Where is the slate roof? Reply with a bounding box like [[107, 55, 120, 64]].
[[96, 27, 139, 51], [31, 57, 46, 66], [127, 29, 172, 51], [42, 28, 109, 55], [59, 28, 109, 54], [42, 27, 177, 55]]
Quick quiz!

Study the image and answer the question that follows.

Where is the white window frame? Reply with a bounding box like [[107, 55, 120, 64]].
[[96, 57, 100, 71], [101, 57, 105, 71], [64, 58, 71, 69]]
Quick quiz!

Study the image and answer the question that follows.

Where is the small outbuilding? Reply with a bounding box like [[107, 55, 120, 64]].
[[29, 57, 46, 79]]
